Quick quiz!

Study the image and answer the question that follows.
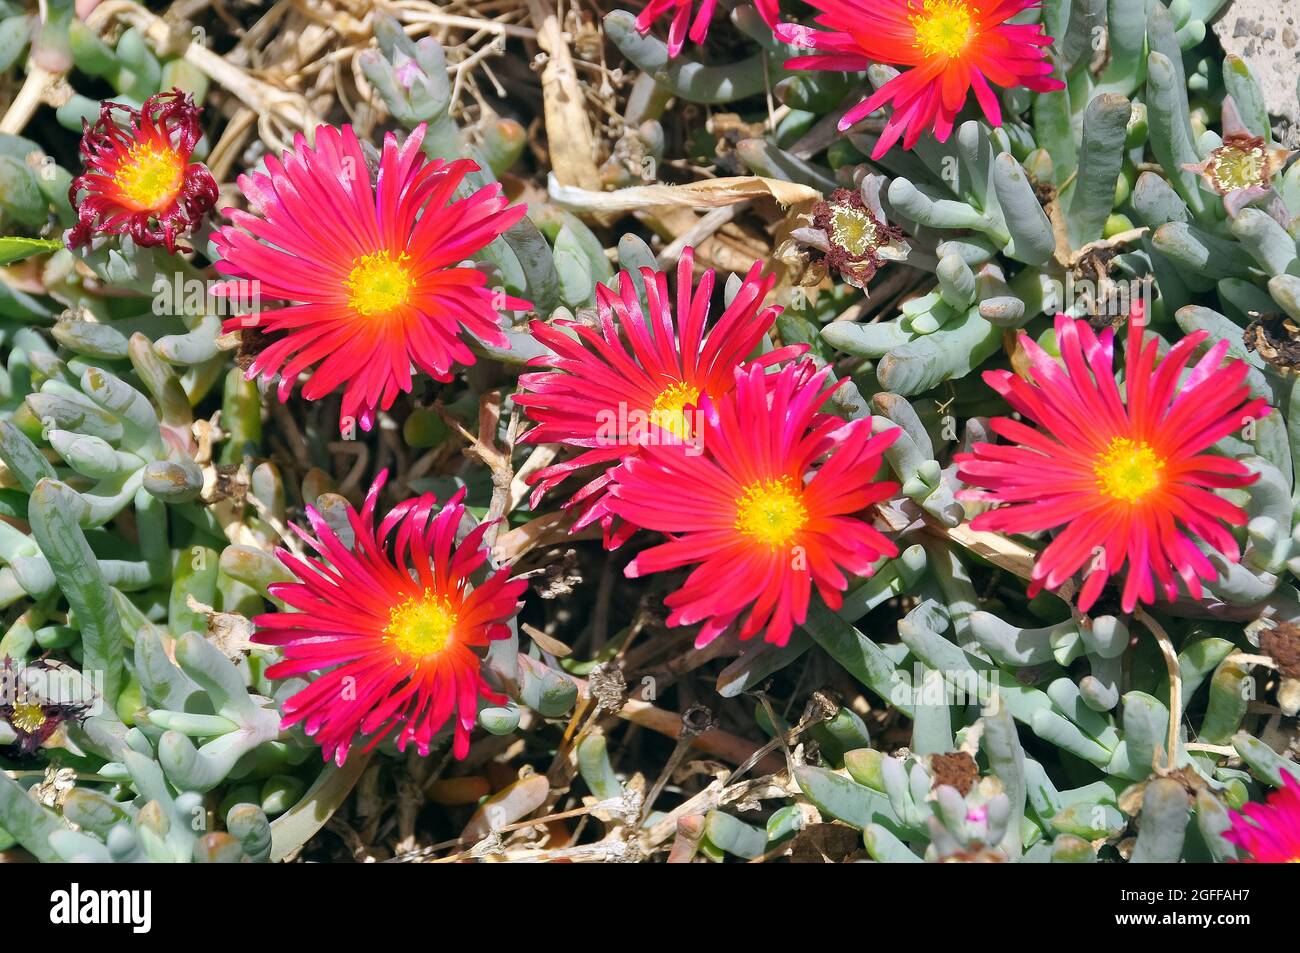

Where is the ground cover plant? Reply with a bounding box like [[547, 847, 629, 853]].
[[0, 0, 1298, 865]]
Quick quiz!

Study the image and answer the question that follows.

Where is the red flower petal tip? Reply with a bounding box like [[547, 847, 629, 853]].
[[1223, 770, 1300, 863]]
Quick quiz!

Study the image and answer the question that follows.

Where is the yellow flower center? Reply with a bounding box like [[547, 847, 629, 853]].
[[649, 380, 701, 439], [346, 251, 414, 316], [112, 143, 184, 210], [829, 205, 880, 257], [735, 478, 808, 546], [1209, 144, 1266, 192], [384, 591, 458, 660], [910, 0, 975, 59], [9, 701, 47, 735], [1094, 437, 1164, 504]]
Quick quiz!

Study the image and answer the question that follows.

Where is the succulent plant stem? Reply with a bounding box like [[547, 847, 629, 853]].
[[1135, 605, 1181, 771]]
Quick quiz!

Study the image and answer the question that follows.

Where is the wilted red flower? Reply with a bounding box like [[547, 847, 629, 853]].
[[515, 246, 803, 548], [1182, 96, 1297, 222], [1223, 770, 1300, 863], [955, 313, 1270, 613], [0, 658, 90, 757], [794, 175, 910, 290], [636, 0, 779, 57], [606, 360, 900, 647], [775, 0, 1063, 157], [253, 472, 526, 764], [212, 123, 529, 432], [67, 89, 218, 252]]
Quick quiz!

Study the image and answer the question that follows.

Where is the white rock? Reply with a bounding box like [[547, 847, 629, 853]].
[[1212, 0, 1300, 128]]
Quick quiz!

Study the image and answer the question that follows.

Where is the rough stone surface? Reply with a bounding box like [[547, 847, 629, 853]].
[[1213, 0, 1300, 131]]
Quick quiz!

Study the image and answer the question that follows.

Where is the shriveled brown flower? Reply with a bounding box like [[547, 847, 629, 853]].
[[1261, 623, 1300, 680], [930, 751, 980, 796], [792, 174, 909, 290], [1244, 313, 1300, 374]]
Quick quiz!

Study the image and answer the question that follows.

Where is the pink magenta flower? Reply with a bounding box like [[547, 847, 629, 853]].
[[515, 246, 803, 548], [68, 89, 218, 253], [212, 123, 529, 432], [636, 0, 779, 57], [605, 360, 900, 647], [1224, 771, 1300, 863], [775, 0, 1063, 157], [955, 313, 1270, 613], [252, 472, 526, 764]]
